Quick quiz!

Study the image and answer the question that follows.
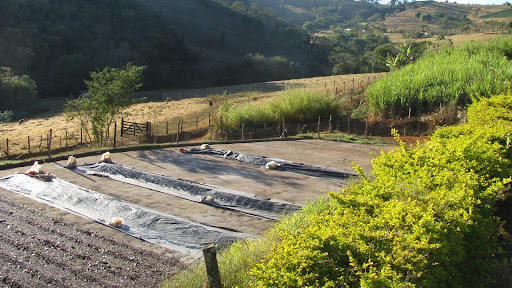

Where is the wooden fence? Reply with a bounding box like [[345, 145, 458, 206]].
[[121, 118, 151, 137]]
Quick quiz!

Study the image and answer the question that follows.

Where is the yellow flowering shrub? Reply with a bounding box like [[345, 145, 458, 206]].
[[251, 94, 512, 287]]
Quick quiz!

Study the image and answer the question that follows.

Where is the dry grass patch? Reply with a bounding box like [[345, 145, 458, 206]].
[[0, 73, 383, 157]]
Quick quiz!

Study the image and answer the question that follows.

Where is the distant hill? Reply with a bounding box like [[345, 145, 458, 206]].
[[0, 0, 195, 97], [141, 0, 311, 67]]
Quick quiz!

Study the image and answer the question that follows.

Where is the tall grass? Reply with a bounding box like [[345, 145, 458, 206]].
[[217, 89, 345, 131], [164, 198, 332, 288], [366, 37, 512, 117]]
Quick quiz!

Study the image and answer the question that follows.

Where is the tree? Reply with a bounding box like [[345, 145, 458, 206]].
[[66, 63, 145, 145], [0, 67, 37, 111]]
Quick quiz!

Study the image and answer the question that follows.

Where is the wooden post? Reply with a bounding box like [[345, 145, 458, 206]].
[[48, 129, 53, 159], [317, 116, 321, 139], [121, 118, 124, 136], [328, 115, 333, 133], [408, 107, 412, 118], [176, 120, 180, 143], [65, 131, 68, 148], [166, 121, 169, 135], [27, 136, 31, 154], [282, 119, 286, 138], [365, 121, 368, 137], [196, 116, 199, 131], [40, 135, 43, 152], [5, 139, 9, 158], [208, 114, 211, 127], [241, 123, 245, 141], [203, 244, 222, 288], [80, 128, 83, 144], [113, 122, 117, 148]]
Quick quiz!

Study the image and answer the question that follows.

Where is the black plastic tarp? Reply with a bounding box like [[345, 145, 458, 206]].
[[186, 148, 358, 183], [0, 174, 248, 257], [79, 163, 301, 220]]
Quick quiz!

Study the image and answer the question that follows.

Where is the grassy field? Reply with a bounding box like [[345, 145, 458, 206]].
[[0, 73, 383, 158], [383, 3, 507, 33], [386, 31, 505, 45]]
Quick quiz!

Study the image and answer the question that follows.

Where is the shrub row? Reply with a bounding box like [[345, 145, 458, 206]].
[[366, 37, 512, 118], [250, 94, 512, 287]]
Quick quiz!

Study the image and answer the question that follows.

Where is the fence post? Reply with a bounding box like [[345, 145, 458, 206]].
[[282, 119, 286, 138], [80, 128, 83, 144], [196, 116, 199, 131], [65, 131, 68, 148], [317, 116, 321, 139], [27, 136, 31, 154], [176, 120, 180, 143], [5, 139, 9, 158], [208, 114, 211, 127], [48, 129, 53, 159], [329, 115, 333, 132], [166, 121, 169, 135], [113, 122, 117, 148], [203, 244, 222, 288], [40, 135, 43, 152], [365, 121, 368, 137], [121, 118, 124, 136], [241, 123, 245, 141]]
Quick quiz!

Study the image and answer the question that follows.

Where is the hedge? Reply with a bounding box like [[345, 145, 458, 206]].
[[250, 94, 512, 287]]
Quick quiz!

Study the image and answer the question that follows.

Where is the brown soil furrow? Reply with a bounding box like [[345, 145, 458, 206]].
[[0, 194, 183, 288], [0, 196, 177, 268], [0, 205, 158, 277], [0, 227, 115, 287]]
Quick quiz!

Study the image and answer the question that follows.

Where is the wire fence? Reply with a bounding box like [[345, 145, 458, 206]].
[[0, 73, 427, 161]]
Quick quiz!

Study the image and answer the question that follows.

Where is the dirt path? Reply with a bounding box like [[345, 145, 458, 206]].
[[0, 190, 186, 288]]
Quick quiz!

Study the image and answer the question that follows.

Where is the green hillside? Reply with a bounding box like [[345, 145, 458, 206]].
[[0, 0, 196, 97]]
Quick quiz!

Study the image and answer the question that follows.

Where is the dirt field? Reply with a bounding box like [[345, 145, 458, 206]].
[[0, 189, 187, 288], [0, 139, 392, 287]]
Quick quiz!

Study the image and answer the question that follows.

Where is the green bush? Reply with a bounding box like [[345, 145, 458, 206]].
[[217, 89, 345, 132], [366, 37, 512, 118], [0, 67, 37, 111], [250, 93, 512, 287]]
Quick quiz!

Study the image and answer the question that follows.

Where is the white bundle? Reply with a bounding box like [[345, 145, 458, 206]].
[[99, 152, 112, 163], [26, 161, 42, 175], [200, 143, 210, 150], [108, 217, 124, 228], [65, 156, 77, 169], [265, 161, 281, 170]]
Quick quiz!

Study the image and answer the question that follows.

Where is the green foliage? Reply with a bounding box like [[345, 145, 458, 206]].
[[215, 54, 298, 86], [165, 198, 333, 288], [0, 67, 37, 111], [314, 30, 391, 74], [250, 93, 512, 287], [366, 37, 512, 117], [217, 89, 345, 131], [65, 64, 145, 144], [0, 0, 194, 97], [0, 110, 14, 123]]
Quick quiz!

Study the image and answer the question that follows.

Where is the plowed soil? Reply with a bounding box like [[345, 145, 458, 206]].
[[0, 193, 185, 288]]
